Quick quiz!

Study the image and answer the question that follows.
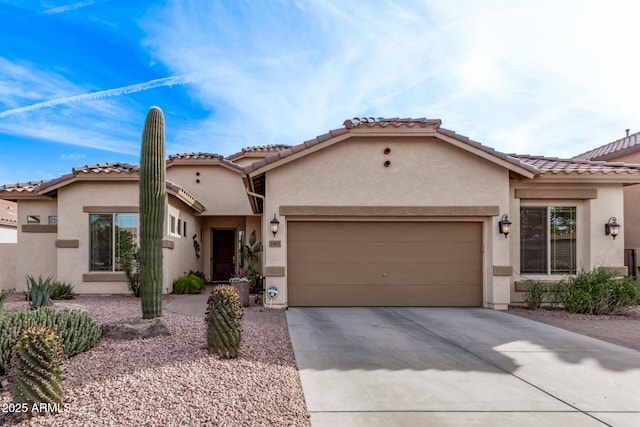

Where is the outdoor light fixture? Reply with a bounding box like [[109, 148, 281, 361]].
[[498, 214, 512, 238], [605, 217, 621, 240], [270, 214, 280, 237]]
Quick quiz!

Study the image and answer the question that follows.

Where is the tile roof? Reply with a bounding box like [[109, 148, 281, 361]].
[[0, 162, 206, 212], [169, 152, 224, 160], [0, 199, 17, 225], [513, 155, 640, 175], [344, 117, 442, 128], [168, 152, 244, 171], [0, 163, 137, 194], [0, 181, 48, 194], [243, 117, 539, 176], [226, 144, 292, 161], [573, 131, 640, 161]]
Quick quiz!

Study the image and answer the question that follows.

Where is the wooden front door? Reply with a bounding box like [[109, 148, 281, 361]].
[[212, 229, 236, 281]]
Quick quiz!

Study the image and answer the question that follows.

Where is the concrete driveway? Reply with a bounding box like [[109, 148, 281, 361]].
[[286, 307, 640, 427]]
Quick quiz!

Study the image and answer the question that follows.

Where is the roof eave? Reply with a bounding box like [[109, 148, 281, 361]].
[[434, 133, 538, 179], [532, 173, 640, 184]]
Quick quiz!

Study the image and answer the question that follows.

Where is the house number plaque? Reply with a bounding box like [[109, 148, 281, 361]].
[[269, 240, 281, 248]]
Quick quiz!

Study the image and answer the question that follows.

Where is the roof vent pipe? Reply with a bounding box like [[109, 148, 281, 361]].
[[626, 129, 630, 137]]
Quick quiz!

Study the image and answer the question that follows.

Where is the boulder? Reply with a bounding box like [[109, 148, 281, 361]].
[[101, 317, 171, 340]]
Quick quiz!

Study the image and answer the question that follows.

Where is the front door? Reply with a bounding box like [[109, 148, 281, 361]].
[[212, 229, 235, 281]]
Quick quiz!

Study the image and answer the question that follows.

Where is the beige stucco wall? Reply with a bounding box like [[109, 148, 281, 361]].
[[167, 165, 253, 215], [262, 135, 513, 309], [0, 243, 17, 290], [509, 181, 627, 302], [15, 200, 58, 291], [597, 151, 640, 251], [165, 198, 204, 292], [55, 181, 140, 293]]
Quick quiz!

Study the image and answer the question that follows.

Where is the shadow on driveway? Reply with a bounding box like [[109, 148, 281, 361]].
[[287, 307, 640, 426]]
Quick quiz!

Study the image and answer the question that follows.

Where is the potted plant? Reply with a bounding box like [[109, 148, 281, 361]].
[[229, 268, 250, 307]]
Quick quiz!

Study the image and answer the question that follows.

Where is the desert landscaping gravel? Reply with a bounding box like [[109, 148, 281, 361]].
[[0, 294, 310, 426]]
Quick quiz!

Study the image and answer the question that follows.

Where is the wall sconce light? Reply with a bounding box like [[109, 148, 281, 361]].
[[498, 214, 512, 238], [270, 214, 280, 237], [605, 217, 620, 240]]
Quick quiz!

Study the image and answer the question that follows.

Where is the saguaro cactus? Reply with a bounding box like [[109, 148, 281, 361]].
[[11, 327, 65, 410], [140, 106, 166, 319]]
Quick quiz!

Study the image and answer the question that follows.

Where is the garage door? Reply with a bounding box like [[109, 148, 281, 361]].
[[287, 221, 482, 306]]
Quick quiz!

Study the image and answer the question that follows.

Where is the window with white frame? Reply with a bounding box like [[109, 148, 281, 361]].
[[89, 213, 138, 272], [520, 206, 576, 274]]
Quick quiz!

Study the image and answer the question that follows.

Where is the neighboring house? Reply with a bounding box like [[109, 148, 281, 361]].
[[0, 199, 17, 243], [0, 199, 17, 290], [1, 117, 639, 309], [573, 130, 640, 276]]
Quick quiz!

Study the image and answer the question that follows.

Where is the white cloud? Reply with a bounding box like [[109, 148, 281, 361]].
[[140, 0, 640, 157]]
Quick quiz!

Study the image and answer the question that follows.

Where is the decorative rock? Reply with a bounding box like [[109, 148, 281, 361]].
[[101, 317, 171, 340], [53, 302, 89, 312]]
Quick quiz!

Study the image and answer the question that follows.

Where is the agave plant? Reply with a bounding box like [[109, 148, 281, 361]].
[[26, 275, 55, 309]]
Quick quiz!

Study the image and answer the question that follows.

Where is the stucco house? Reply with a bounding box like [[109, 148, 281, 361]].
[[1, 117, 639, 310], [573, 130, 640, 276]]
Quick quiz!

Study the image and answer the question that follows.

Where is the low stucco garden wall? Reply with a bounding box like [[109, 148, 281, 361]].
[[0, 243, 16, 291]]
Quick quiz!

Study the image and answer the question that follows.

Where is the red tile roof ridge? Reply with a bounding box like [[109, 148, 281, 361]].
[[226, 145, 292, 161], [344, 117, 442, 129], [168, 152, 224, 160], [72, 163, 139, 174], [0, 180, 50, 193], [573, 131, 640, 161]]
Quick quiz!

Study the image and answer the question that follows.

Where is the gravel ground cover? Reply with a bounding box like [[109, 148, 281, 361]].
[[508, 305, 640, 351], [0, 293, 310, 426]]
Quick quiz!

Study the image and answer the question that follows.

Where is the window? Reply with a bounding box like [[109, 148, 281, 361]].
[[27, 215, 40, 223], [48, 215, 58, 225], [89, 213, 138, 272], [170, 215, 177, 235], [183, 220, 187, 237], [520, 206, 576, 274]]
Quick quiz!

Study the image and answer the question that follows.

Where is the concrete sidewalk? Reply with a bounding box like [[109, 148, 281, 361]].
[[287, 307, 640, 427]]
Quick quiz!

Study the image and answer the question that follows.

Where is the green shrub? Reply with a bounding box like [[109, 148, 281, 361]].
[[11, 326, 65, 412], [120, 245, 141, 297], [560, 269, 640, 314], [25, 275, 55, 309], [173, 273, 205, 294], [51, 282, 76, 300], [522, 280, 545, 309], [0, 307, 101, 375], [188, 270, 206, 282]]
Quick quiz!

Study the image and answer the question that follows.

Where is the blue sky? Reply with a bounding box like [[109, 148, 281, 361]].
[[1, 0, 639, 185]]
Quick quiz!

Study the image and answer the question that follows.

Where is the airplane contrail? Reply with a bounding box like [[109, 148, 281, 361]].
[[42, 0, 109, 15], [0, 71, 216, 119]]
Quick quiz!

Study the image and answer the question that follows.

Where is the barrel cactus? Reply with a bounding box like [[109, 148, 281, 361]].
[[206, 285, 243, 359], [11, 326, 65, 410], [139, 106, 166, 319]]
